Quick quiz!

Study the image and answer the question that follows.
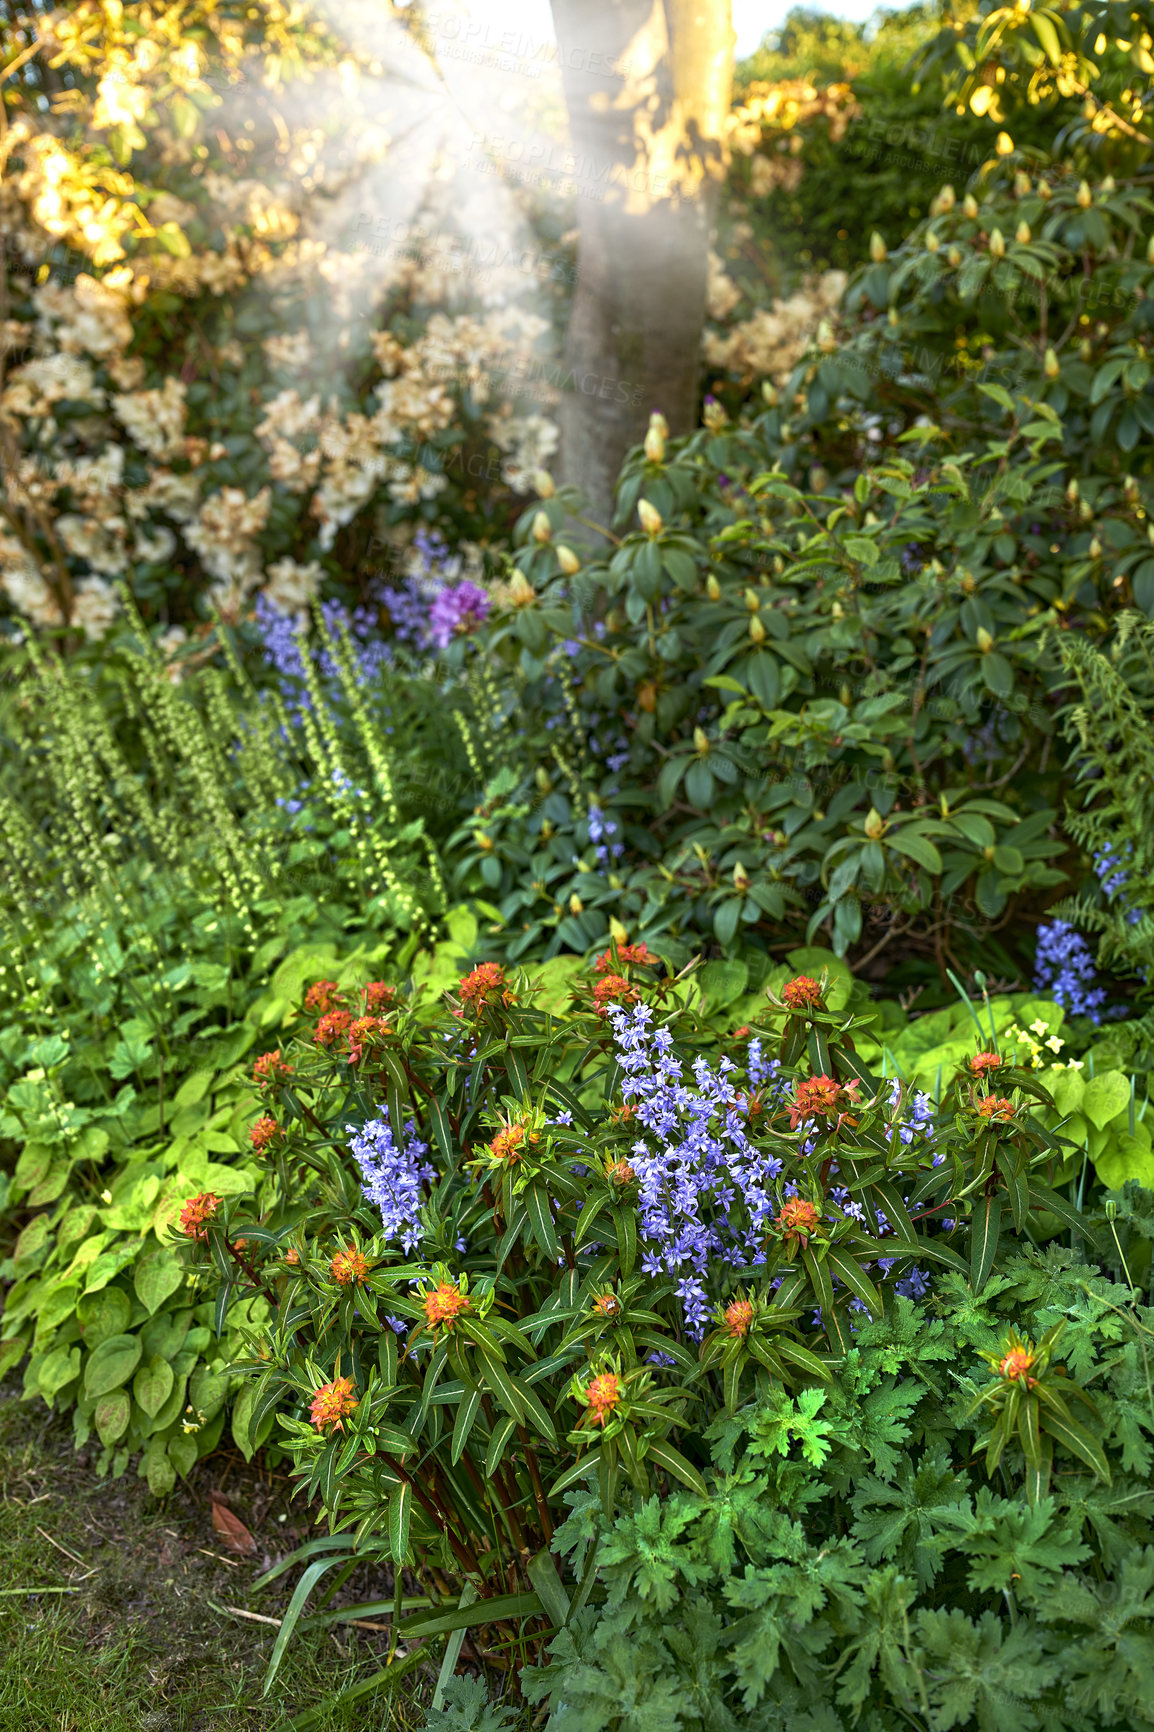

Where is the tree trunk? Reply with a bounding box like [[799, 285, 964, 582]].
[[548, 0, 734, 529]]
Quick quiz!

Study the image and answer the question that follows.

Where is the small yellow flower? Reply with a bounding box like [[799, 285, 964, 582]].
[[1046, 1035, 1064, 1052], [1029, 1019, 1049, 1037]]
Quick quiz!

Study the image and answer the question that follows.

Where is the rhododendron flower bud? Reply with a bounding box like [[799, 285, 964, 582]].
[[1077, 180, 1092, 208], [926, 230, 940, 253], [963, 193, 979, 218], [644, 420, 666, 462], [637, 499, 663, 536], [706, 573, 721, 600], [870, 230, 887, 261], [947, 244, 962, 267], [976, 627, 995, 652], [534, 469, 555, 497], [556, 544, 580, 574], [864, 808, 885, 839], [1015, 220, 1031, 243], [749, 614, 767, 643], [693, 727, 710, 755], [1014, 170, 1031, 197], [1044, 347, 1060, 378], [988, 228, 1005, 259], [532, 510, 552, 543], [508, 569, 535, 606], [569, 891, 584, 915], [733, 860, 751, 891]]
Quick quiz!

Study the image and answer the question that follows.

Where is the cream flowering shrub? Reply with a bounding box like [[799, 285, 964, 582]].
[[0, 4, 850, 644]]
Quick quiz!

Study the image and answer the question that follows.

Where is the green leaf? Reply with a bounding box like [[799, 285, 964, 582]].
[[83, 1333, 143, 1400], [134, 1354, 175, 1419], [134, 1247, 184, 1315], [389, 1480, 412, 1563], [1083, 1071, 1131, 1132], [970, 1195, 1001, 1293], [94, 1388, 131, 1445]]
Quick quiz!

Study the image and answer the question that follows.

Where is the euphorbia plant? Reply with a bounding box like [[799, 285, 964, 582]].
[[181, 953, 1101, 1662]]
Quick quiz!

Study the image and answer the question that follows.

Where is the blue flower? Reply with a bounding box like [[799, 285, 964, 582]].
[[1034, 919, 1106, 1022]]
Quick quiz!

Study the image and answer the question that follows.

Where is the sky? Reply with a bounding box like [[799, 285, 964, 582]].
[[456, 0, 885, 61]]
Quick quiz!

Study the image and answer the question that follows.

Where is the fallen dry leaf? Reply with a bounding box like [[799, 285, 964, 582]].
[[211, 1501, 256, 1555]]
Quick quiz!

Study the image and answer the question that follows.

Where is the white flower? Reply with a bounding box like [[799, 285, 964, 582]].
[[113, 377, 187, 458], [261, 557, 323, 612]]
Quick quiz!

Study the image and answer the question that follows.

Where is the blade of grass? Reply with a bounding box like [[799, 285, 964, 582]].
[[432, 1580, 479, 1712]]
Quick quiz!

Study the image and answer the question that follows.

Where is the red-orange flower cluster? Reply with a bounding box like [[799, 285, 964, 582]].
[[594, 941, 655, 973], [605, 1159, 636, 1187], [304, 980, 345, 1016], [998, 1346, 1037, 1386], [423, 1280, 471, 1331], [725, 1298, 755, 1337], [458, 963, 513, 1010], [314, 1008, 354, 1048], [489, 1123, 532, 1165], [788, 1073, 861, 1131], [976, 1094, 1016, 1122], [331, 1245, 369, 1286], [362, 981, 397, 1014], [969, 1051, 1004, 1077], [309, 1375, 358, 1432], [776, 1197, 822, 1242], [583, 1371, 623, 1426], [253, 1050, 293, 1089], [593, 973, 639, 1014], [593, 1292, 622, 1319], [782, 975, 824, 1010], [249, 1115, 280, 1156], [179, 1192, 221, 1240], [346, 1015, 391, 1064]]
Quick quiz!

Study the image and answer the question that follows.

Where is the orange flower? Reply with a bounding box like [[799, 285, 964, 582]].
[[583, 1371, 623, 1426], [782, 975, 823, 1010], [593, 973, 638, 1014], [605, 1159, 636, 1187], [304, 980, 345, 1016], [593, 1292, 622, 1320], [594, 942, 655, 973], [970, 1051, 1004, 1077], [489, 1123, 532, 1165], [423, 1280, 471, 1331], [363, 981, 397, 1014], [725, 1298, 755, 1337], [331, 1245, 369, 1286], [284, 1246, 300, 1266], [253, 1050, 293, 1089], [179, 1192, 221, 1241], [976, 1094, 1016, 1122], [249, 1115, 280, 1156], [731, 1025, 751, 1041], [776, 1197, 822, 1243], [788, 1074, 861, 1131], [458, 963, 513, 1010], [998, 1346, 1037, 1386], [345, 1015, 390, 1064], [309, 1375, 358, 1432], [314, 1009, 354, 1048]]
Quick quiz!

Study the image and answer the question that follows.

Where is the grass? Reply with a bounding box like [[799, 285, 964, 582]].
[[0, 1387, 441, 1732]]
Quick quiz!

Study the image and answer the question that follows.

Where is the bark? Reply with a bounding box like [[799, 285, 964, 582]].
[[549, 0, 734, 529]]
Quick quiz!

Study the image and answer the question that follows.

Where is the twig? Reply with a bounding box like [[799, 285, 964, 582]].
[[35, 1526, 86, 1567]]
